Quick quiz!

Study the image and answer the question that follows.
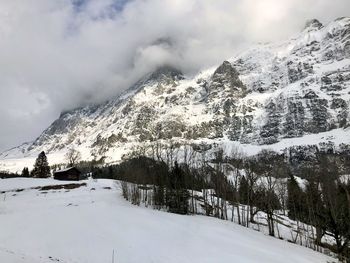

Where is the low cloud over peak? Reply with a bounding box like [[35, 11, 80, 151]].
[[0, 0, 349, 151]]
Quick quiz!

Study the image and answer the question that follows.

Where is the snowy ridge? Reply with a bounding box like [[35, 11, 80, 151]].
[[1, 17, 350, 172]]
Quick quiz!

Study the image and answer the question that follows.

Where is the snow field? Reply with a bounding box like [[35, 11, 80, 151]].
[[0, 178, 334, 263]]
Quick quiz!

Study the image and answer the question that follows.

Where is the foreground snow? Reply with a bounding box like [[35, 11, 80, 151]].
[[0, 178, 77, 192], [0, 178, 334, 263]]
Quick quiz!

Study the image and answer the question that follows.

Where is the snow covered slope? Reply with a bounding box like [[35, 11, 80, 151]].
[[0, 178, 334, 263], [1, 17, 350, 170]]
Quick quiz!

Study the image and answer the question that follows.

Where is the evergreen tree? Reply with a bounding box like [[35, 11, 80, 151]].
[[21, 167, 30, 177], [166, 162, 189, 215], [238, 176, 249, 204], [32, 151, 50, 178], [305, 180, 326, 245], [287, 175, 305, 220]]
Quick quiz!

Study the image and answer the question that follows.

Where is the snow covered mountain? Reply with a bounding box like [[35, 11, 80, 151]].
[[1, 17, 350, 167]]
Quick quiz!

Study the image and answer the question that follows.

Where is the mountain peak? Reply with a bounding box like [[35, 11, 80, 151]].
[[334, 16, 350, 23], [148, 66, 183, 81], [142, 65, 184, 87], [213, 61, 235, 75], [210, 61, 246, 97], [303, 19, 323, 31]]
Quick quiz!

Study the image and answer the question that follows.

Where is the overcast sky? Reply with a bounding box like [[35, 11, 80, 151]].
[[0, 0, 349, 152]]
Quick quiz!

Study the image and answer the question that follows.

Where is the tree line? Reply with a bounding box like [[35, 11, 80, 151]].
[[91, 143, 350, 261], [0, 151, 51, 179]]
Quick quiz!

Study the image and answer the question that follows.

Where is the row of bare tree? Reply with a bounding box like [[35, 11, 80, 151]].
[[91, 142, 350, 261]]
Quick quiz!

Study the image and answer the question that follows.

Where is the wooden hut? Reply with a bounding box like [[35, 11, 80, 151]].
[[53, 167, 82, 181]]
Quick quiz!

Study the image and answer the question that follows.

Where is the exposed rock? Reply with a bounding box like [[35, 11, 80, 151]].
[[209, 61, 247, 98]]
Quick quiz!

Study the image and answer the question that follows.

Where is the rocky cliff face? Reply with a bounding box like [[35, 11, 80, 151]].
[[1, 17, 350, 162]]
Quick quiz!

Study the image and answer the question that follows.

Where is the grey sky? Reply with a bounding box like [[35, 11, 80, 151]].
[[0, 0, 349, 152]]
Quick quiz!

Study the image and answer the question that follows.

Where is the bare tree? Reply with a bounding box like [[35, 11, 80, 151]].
[[254, 149, 285, 237], [276, 179, 288, 215], [244, 159, 260, 224], [228, 147, 245, 225], [65, 148, 82, 167]]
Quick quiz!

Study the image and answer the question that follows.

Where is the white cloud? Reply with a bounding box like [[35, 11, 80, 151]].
[[0, 0, 349, 151]]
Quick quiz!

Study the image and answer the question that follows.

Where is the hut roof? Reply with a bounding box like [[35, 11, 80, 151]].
[[54, 167, 81, 174]]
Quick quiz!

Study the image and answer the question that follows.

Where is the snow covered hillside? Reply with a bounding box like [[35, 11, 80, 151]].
[[0, 178, 334, 263], [1, 17, 350, 171]]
